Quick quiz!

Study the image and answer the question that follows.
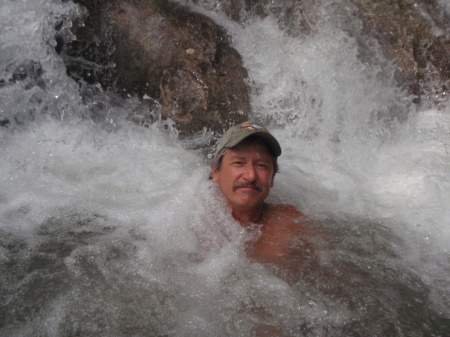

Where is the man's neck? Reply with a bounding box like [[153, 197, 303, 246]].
[[231, 203, 266, 225]]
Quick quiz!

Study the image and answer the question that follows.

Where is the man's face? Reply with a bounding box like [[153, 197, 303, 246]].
[[211, 142, 275, 212]]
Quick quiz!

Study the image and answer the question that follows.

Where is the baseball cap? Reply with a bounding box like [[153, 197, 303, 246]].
[[213, 121, 282, 159]]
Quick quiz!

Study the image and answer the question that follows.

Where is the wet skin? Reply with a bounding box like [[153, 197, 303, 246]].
[[248, 204, 307, 261], [211, 143, 308, 260], [211, 142, 275, 223]]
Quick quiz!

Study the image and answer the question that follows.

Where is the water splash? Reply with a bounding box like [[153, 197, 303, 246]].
[[1, 0, 449, 335]]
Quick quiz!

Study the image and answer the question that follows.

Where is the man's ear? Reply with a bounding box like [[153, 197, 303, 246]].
[[210, 164, 220, 182]]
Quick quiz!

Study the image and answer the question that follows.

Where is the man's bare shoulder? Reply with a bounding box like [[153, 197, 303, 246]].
[[265, 203, 304, 221], [249, 203, 309, 261]]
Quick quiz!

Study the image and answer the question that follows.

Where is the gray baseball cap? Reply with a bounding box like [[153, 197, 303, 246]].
[[213, 121, 282, 158]]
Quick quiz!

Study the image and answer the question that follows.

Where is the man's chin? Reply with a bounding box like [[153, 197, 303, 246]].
[[233, 196, 264, 209], [226, 190, 267, 209]]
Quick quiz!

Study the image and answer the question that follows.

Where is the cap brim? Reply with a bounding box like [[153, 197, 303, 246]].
[[219, 132, 281, 157]]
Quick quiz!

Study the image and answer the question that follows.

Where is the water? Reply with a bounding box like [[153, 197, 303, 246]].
[[1, 0, 449, 336]]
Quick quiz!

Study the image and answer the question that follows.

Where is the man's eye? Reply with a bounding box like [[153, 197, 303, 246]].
[[232, 161, 244, 166]]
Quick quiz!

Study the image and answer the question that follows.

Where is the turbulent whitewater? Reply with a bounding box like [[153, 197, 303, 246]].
[[0, 0, 449, 336]]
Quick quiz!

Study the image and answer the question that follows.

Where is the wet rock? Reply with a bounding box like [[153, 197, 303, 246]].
[[61, 0, 250, 135], [350, 0, 450, 106], [187, 0, 313, 36], [190, 0, 449, 107]]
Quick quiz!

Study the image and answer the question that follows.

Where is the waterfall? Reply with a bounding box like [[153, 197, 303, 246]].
[[1, 0, 448, 336]]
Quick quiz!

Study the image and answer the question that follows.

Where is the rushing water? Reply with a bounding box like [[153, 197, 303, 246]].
[[1, 0, 449, 336]]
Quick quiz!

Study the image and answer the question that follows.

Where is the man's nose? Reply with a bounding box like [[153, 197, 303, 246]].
[[242, 163, 257, 181]]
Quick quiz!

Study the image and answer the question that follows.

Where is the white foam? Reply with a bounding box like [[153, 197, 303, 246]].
[[215, 9, 450, 252], [1, 0, 449, 335]]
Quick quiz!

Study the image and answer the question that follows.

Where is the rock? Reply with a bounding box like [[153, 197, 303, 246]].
[[58, 0, 250, 135], [193, 0, 449, 107], [350, 0, 450, 106]]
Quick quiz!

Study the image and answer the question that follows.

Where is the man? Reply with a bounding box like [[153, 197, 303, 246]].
[[210, 121, 308, 261]]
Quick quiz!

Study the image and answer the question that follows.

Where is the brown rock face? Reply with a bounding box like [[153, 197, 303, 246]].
[[350, 0, 450, 106], [63, 0, 250, 135], [185, 0, 449, 106]]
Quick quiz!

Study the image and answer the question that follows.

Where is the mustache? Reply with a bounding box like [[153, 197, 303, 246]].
[[232, 181, 262, 192]]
